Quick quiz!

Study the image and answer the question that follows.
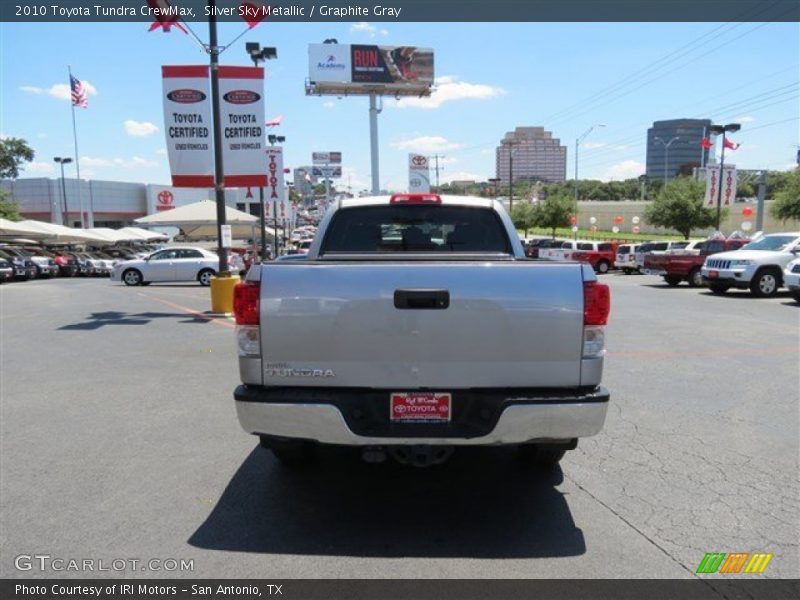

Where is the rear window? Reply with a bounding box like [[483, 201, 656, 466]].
[[577, 243, 594, 250], [651, 243, 669, 251], [320, 205, 511, 254], [617, 246, 631, 255]]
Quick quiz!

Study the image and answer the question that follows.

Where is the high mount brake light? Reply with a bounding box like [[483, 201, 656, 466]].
[[233, 281, 259, 325], [583, 281, 611, 326], [389, 193, 442, 204]]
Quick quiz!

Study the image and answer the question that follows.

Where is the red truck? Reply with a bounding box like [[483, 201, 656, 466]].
[[571, 242, 618, 274], [643, 238, 749, 287]]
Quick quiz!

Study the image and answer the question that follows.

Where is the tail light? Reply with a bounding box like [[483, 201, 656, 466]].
[[234, 281, 260, 358], [233, 281, 259, 325], [583, 281, 610, 358], [390, 193, 442, 204]]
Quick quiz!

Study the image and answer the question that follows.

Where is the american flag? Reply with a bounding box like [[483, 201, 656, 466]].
[[70, 75, 88, 108]]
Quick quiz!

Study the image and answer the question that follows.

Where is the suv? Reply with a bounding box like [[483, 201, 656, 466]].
[[571, 242, 617, 274], [0, 246, 58, 278], [615, 244, 640, 274], [702, 232, 800, 297], [644, 238, 749, 287]]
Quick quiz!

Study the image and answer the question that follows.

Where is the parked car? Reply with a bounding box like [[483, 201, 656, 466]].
[[0, 246, 58, 278], [84, 252, 116, 276], [0, 256, 13, 283], [112, 246, 223, 286], [664, 239, 706, 255], [44, 247, 80, 277], [233, 193, 611, 469], [615, 244, 640, 274], [0, 249, 37, 280], [539, 239, 573, 261], [634, 241, 689, 271], [643, 238, 750, 287], [571, 242, 618, 274], [783, 257, 800, 302], [62, 252, 95, 276], [701, 232, 800, 297]]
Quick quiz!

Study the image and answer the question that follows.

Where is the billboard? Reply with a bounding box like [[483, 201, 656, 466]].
[[307, 44, 434, 96], [312, 166, 342, 178], [408, 154, 430, 193], [312, 151, 342, 165]]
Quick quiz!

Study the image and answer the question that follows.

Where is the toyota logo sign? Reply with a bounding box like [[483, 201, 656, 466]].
[[157, 191, 174, 205]]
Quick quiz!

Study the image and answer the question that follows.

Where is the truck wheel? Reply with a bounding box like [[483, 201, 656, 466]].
[[519, 443, 567, 469], [749, 268, 780, 298], [709, 282, 730, 295], [664, 274, 682, 286], [122, 269, 142, 286], [259, 435, 314, 467], [596, 260, 610, 274], [687, 268, 703, 288]]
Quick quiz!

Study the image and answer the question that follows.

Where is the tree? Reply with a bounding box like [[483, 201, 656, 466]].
[[0, 137, 35, 179], [770, 168, 800, 223], [0, 188, 21, 221], [644, 177, 718, 239], [533, 194, 577, 238], [510, 202, 537, 237]]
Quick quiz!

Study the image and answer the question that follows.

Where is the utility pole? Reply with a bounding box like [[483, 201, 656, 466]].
[[369, 93, 381, 194], [755, 170, 767, 232], [575, 124, 605, 203], [430, 154, 445, 189]]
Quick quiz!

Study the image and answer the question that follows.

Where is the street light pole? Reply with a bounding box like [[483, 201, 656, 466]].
[[575, 124, 605, 203], [654, 136, 679, 184], [54, 157, 73, 226], [509, 145, 514, 211]]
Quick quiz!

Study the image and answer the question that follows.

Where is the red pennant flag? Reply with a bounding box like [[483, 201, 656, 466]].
[[723, 138, 740, 150], [700, 137, 713, 149], [147, 0, 188, 33], [240, 2, 270, 29], [265, 115, 283, 128]]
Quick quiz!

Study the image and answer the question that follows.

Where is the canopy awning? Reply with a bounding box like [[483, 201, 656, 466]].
[[134, 200, 268, 239], [12, 220, 109, 243]]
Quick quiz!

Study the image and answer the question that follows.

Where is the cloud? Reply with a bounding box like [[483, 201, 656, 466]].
[[733, 115, 755, 124], [603, 160, 645, 181], [322, 101, 335, 109], [81, 156, 158, 169], [350, 22, 377, 37], [25, 161, 55, 174], [394, 76, 506, 109], [21, 81, 98, 101], [124, 120, 159, 137], [155, 148, 167, 155], [392, 135, 462, 153]]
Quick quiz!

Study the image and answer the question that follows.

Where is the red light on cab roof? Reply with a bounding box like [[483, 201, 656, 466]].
[[389, 193, 442, 204]]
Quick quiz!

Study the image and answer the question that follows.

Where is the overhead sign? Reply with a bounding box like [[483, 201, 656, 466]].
[[218, 66, 267, 188], [265, 146, 289, 220], [408, 154, 430, 193], [307, 44, 434, 97], [312, 151, 342, 165], [705, 164, 737, 207], [312, 166, 342, 178], [162, 65, 213, 188]]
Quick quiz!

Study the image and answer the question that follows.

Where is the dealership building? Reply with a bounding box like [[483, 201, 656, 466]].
[[0, 177, 265, 228]]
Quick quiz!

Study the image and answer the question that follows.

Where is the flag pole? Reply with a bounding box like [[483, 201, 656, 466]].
[[68, 65, 86, 228]]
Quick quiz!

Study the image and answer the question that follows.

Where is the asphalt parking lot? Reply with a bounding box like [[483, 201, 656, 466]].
[[0, 274, 798, 580]]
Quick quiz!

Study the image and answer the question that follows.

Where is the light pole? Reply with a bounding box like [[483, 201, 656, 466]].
[[709, 122, 741, 231], [246, 42, 277, 262], [508, 144, 516, 211], [654, 136, 680, 184], [53, 157, 73, 226], [575, 124, 605, 203]]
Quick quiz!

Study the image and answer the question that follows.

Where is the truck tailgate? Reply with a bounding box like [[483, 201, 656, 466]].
[[259, 261, 586, 389]]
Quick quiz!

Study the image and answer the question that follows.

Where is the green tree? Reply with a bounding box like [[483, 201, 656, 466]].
[[0, 188, 21, 220], [644, 177, 718, 239], [533, 194, 577, 238], [510, 202, 537, 237], [770, 168, 800, 222], [0, 137, 35, 179]]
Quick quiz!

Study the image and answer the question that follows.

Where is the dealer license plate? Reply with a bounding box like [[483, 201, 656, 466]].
[[708, 270, 719, 278], [390, 392, 451, 423]]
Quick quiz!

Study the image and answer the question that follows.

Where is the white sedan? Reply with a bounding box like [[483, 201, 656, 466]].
[[784, 257, 800, 302], [111, 246, 222, 286]]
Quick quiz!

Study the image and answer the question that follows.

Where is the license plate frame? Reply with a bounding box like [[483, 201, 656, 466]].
[[390, 392, 452, 423]]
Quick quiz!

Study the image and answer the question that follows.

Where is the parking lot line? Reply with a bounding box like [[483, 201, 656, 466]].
[[137, 292, 236, 329]]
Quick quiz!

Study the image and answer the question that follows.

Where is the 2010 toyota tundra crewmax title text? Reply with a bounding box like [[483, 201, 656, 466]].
[[232, 194, 611, 468]]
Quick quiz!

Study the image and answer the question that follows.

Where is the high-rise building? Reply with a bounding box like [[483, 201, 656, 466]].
[[646, 118, 712, 181], [496, 126, 567, 184]]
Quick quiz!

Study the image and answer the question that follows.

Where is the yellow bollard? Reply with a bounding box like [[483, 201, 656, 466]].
[[209, 274, 240, 314]]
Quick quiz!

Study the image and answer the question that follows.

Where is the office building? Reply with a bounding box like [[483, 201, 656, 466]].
[[646, 118, 712, 181], [496, 126, 567, 184]]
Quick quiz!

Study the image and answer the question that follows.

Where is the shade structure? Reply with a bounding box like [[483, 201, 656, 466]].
[[0, 218, 52, 239], [12, 220, 109, 243], [116, 227, 169, 242], [134, 200, 268, 240]]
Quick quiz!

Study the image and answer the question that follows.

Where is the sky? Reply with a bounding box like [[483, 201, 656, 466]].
[[1, 20, 798, 192]]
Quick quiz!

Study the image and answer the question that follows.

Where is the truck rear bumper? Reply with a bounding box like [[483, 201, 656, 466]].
[[234, 385, 609, 445]]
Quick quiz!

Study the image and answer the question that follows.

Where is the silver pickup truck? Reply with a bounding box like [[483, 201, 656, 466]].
[[233, 193, 611, 468]]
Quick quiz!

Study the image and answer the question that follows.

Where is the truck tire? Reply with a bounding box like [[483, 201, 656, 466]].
[[749, 268, 781, 298], [687, 268, 703, 288], [664, 274, 683, 286], [709, 282, 730, 295], [259, 435, 314, 467], [519, 443, 568, 469], [596, 260, 610, 274]]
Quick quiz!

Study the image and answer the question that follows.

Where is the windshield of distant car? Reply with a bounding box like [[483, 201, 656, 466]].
[[741, 235, 798, 251]]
